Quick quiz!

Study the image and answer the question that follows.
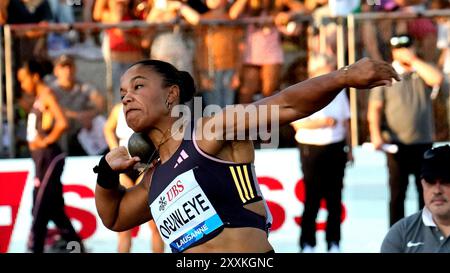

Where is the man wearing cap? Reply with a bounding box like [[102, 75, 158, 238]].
[[368, 35, 446, 227], [46, 54, 106, 156], [381, 145, 450, 253]]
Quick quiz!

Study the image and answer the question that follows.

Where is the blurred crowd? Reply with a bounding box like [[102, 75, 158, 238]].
[[1, 0, 450, 254], [0, 0, 449, 158]]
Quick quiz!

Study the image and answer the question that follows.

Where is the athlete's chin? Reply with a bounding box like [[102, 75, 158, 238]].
[[126, 120, 144, 133]]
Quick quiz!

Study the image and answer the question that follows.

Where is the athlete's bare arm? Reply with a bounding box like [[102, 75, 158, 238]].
[[95, 147, 152, 232], [197, 58, 399, 158], [42, 90, 68, 145]]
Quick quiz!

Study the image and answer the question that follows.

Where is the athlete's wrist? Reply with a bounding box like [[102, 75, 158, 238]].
[[93, 155, 120, 189]]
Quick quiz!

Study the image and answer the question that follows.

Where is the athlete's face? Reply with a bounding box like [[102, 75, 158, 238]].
[[17, 67, 37, 95], [422, 178, 450, 220], [120, 64, 170, 132]]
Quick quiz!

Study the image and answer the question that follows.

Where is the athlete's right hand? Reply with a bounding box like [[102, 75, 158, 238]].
[[105, 146, 140, 172], [345, 57, 400, 89]]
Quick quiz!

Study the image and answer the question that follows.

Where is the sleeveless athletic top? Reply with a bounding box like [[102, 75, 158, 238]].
[[27, 99, 53, 142], [147, 123, 272, 253]]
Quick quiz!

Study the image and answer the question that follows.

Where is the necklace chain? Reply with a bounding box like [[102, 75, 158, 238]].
[[137, 119, 188, 176], [157, 119, 187, 150]]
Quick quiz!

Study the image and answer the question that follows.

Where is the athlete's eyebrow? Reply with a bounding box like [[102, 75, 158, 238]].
[[119, 76, 149, 93], [129, 75, 148, 83]]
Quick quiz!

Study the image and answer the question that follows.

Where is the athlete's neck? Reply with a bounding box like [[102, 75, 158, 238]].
[[149, 118, 186, 164]]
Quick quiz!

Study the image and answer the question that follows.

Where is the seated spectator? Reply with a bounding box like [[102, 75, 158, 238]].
[[45, 54, 107, 156], [381, 145, 450, 253]]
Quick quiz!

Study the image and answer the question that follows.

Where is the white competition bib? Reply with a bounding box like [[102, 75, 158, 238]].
[[150, 169, 223, 252]]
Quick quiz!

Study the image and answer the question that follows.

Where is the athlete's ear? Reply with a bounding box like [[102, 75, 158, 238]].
[[166, 85, 180, 106]]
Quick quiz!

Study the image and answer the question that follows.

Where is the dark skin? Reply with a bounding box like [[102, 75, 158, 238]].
[[17, 67, 68, 151], [95, 57, 399, 252]]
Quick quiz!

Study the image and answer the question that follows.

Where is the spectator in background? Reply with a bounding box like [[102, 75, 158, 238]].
[[46, 0, 78, 59], [307, 0, 360, 57], [0, 0, 9, 24], [381, 145, 450, 253], [3, 0, 54, 157], [433, 0, 450, 139], [368, 35, 445, 227], [145, 0, 200, 76], [18, 60, 84, 253], [291, 53, 352, 253], [195, 0, 243, 108], [103, 103, 165, 253], [5, 0, 53, 60], [229, 0, 304, 104], [46, 54, 107, 156], [362, 0, 437, 63], [187, 0, 209, 14], [93, 0, 145, 104], [47, 0, 75, 23], [5, 0, 53, 24]]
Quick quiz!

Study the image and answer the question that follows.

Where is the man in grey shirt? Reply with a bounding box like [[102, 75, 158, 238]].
[[46, 54, 106, 155], [368, 35, 445, 226], [381, 145, 450, 253]]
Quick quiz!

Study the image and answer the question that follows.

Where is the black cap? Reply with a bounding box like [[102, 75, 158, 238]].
[[421, 145, 450, 182]]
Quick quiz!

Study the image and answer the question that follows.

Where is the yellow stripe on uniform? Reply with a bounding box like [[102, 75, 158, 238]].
[[242, 165, 255, 199], [230, 166, 246, 203], [236, 166, 250, 201]]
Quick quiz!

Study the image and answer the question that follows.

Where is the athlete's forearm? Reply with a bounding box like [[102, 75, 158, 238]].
[[94, 155, 152, 231], [94, 156, 125, 230], [255, 69, 347, 127], [95, 184, 127, 230]]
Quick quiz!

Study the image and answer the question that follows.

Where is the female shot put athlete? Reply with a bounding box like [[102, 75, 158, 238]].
[[94, 58, 398, 253]]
